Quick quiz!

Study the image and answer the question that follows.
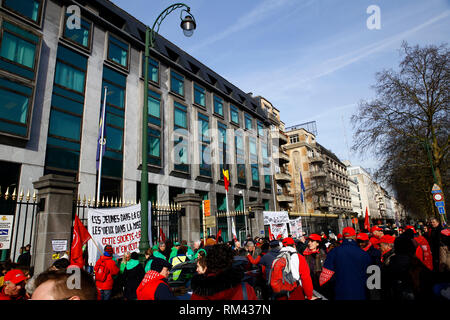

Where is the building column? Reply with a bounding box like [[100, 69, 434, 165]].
[[32, 174, 78, 275], [174, 193, 202, 247], [248, 201, 265, 238]]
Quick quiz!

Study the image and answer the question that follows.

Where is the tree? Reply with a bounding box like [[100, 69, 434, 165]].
[[351, 42, 449, 222]]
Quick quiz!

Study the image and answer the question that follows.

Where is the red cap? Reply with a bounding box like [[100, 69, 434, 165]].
[[342, 227, 356, 237], [356, 233, 369, 241], [405, 225, 417, 233], [441, 229, 450, 237], [337, 233, 342, 239], [276, 234, 283, 240], [282, 237, 295, 246], [307, 234, 322, 242], [4, 269, 27, 284], [369, 237, 380, 245], [379, 235, 395, 244], [370, 226, 382, 233]]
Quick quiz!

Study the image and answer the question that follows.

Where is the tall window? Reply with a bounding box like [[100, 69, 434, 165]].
[[142, 56, 159, 83], [45, 45, 87, 173], [198, 113, 211, 177], [230, 104, 239, 125], [262, 141, 271, 189], [173, 102, 189, 173], [249, 137, 259, 187], [148, 128, 161, 166], [213, 95, 223, 116], [257, 120, 265, 137], [0, 20, 40, 81], [100, 66, 126, 178], [2, 0, 42, 24], [170, 70, 184, 96], [290, 134, 299, 144], [235, 131, 246, 185], [218, 122, 227, 180], [147, 90, 161, 126], [193, 83, 205, 107], [245, 113, 253, 131], [63, 14, 91, 49], [107, 34, 129, 68]]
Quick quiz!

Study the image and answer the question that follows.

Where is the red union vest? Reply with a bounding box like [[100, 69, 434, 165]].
[[414, 236, 433, 271]]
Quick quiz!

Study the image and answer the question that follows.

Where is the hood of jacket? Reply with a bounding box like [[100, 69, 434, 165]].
[[191, 267, 243, 297], [125, 259, 140, 270]]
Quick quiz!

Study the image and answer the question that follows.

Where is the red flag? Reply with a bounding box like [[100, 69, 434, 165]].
[[159, 227, 166, 242], [70, 215, 91, 268], [217, 229, 222, 240], [268, 226, 274, 241], [364, 207, 370, 231]]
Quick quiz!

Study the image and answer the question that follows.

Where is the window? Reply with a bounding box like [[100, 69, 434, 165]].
[[257, 121, 265, 137], [101, 66, 126, 178], [148, 90, 161, 126], [218, 122, 227, 180], [107, 34, 129, 68], [193, 83, 205, 107], [289, 134, 299, 144], [245, 113, 253, 130], [235, 131, 246, 185], [142, 56, 159, 83], [45, 45, 87, 173], [230, 104, 239, 124], [198, 113, 211, 177], [2, 0, 42, 24], [213, 95, 223, 116], [0, 21, 40, 80], [148, 128, 161, 167], [0, 77, 33, 137], [63, 14, 91, 49], [173, 102, 188, 172], [170, 70, 184, 96], [249, 137, 259, 187], [262, 141, 271, 189]]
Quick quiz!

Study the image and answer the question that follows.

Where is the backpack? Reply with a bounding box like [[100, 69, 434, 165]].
[[268, 251, 300, 295], [95, 259, 110, 282]]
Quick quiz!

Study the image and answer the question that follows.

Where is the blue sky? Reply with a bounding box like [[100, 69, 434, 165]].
[[112, 0, 450, 174]]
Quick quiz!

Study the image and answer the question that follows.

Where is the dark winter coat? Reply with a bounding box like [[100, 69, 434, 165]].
[[259, 248, 281, 280], [122, 259, 145, 300]]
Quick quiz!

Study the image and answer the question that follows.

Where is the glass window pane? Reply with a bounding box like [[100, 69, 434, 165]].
[[174, 108, 187, 129], [55, 61, 85, 93], [64, 17, 90, 47], [0, 87, 29, 124], [194, 84, 205, 106], [149, 135, 160, 157], [148, 94, 160, 119], [49, 110, 80, 141], [171, 71, 184, 96], [106, 126, 123, 151], [214, 96, 223, 115], [104, 82, 125, 109], [0, 32, 36, 68], [108, 36, 128, 67], [3, 0, 41, 22]]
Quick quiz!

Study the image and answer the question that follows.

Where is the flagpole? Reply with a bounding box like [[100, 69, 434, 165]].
[[96, 86, 107, 207]]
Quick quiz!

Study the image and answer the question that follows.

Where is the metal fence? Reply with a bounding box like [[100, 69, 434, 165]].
[[215, 210, 249, 243], [0, 188, 39, 263], [73, 196, 181, 245]]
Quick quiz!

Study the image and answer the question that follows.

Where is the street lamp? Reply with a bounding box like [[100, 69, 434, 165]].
[[140, 3, 196, 261]]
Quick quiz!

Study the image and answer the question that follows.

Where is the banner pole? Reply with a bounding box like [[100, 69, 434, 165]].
[[96, 86, 107, 206]]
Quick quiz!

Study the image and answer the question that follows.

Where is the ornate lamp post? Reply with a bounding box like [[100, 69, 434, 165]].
[[140, 4, 196, 260]]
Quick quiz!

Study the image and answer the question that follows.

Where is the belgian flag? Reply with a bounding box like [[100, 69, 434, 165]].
[[223, 168, 230, 192]]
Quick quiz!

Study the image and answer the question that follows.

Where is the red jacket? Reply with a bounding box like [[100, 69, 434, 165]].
[[270, 252, 314, 300], [94, 255, 119, 290], [0, 286, 27, 300], [414, 236, 433, 271], [136, 270, 173, 300]]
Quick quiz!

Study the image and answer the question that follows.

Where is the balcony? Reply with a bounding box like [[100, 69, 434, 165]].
[[309, 155, 324, 164], [275, 172, 292, 183], [273, 151, 290, 164], [313, 185, 327, 194], [277, 194, 294, 203], [314, 200, 331, 210], [271, 130, 288, 145], [310, 169, 326, 179]]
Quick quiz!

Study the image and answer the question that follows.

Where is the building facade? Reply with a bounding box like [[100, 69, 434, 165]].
[[0, 0, 276, 255]]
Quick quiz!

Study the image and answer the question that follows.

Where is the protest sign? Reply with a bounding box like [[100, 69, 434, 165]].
[[0, 215, 13, 250], [270, 223, 288, 239], [263, 211, 289, 225], [288, 217, 303, 238], [87, 203, 151, 265]]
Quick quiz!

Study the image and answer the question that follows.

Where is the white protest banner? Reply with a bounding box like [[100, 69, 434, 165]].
[[289, 217, 303, 238], [270, 223, 288, 239], [0, 215, 14, 250], [263, 211, 289, 225], [87, 203, 151, 265]]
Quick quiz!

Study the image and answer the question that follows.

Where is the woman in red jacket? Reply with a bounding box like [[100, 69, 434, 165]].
[[94, 245, 120, 300], [190, 244, 257, 300]]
